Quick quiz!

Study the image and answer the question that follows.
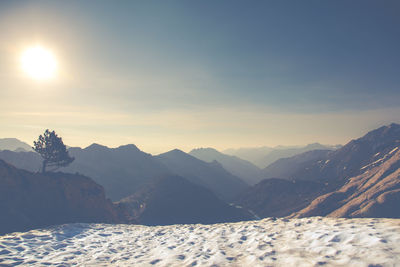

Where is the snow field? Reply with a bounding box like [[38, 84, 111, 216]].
[[0, 217, 399, 266]]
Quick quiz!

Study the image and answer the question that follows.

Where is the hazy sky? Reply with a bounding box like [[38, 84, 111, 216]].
[[0, 1, 399, 154]]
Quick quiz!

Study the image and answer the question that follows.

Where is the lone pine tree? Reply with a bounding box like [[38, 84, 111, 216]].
[[33, 129, 74, 173]]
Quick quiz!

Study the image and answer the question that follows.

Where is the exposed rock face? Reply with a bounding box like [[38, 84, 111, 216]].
[[237, 123, 400, 218], [0, 160, 125, 235], [118, 175, 253, 225], [156, 149, 249, 202], [292, 148, 400, 218], [284, 123, 400, 188]]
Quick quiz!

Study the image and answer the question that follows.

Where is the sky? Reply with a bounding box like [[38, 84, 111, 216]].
[[0, 0, 399, 154]]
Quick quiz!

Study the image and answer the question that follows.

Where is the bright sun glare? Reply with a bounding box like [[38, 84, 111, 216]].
[[20, 46, 57, 80]]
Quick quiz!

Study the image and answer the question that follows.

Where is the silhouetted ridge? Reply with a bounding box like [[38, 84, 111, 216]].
[[85, 143, 110, 151], [262, 149, 331, 180], [189, 147, 264, 185], [0, 160, 126, 235], [0, 138, 32, 152], [236, 178, 322, 218], [160, 149, 188, 158], [118, 175, 253, 225], [224, 143, 339, 168], [357, 123, 400, 144], [0, 150, 42, 172], [156, 149, 248, 201], [116, 144, 140, 151], [62, 144, 171, 201]]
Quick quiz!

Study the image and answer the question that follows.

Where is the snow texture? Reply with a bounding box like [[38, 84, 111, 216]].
[[0, 217, 399, 266]]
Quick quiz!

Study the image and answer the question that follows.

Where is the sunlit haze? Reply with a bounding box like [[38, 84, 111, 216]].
[[0, 1, 399, 154], [21, 45, 57, 80]]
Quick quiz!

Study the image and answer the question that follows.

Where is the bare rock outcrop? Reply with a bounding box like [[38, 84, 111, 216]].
[[292, 148, 400, 218]]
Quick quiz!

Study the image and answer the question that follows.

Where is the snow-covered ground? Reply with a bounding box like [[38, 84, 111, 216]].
[[1, 217, 399, 267]]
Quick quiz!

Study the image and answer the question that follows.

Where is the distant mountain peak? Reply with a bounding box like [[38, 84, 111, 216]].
[[160, 149, 187, 157], [85, 143, 110, 150], [305, 142, 323, 147], [1, 138, 20, 142], [116, 144, 140, 151], [191, 147, 219, 153], [189, 147, 264, 185], [356, 122, 400, 144], [0, 138, 32, 152]]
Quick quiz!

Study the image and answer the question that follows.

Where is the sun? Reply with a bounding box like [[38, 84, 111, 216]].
[[20, 45, 57, 80]]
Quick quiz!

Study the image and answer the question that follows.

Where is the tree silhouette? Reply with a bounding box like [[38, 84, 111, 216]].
[[33, 129, 74, 173]]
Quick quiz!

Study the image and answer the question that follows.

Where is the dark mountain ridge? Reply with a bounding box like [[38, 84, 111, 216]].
[[0, 150, 42, 172], [189, 147, 264, 185], [0, 138, 32, 152], [0, 159, 126, 235], [0, 144, 249, 203], [118, 175, 253, 225], [60, 144, 171, 201], [224, 143, 340, 168], [262, 149, 332, 180], [236, 178, 322, 217], [156, 149, 249, 201]]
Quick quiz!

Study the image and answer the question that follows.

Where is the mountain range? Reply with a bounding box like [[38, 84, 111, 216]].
[[63, 144, 171, 201], [261, 149, 332, 180], [155, 149, 248, 201], [0, 144, 249, 202], [224, 143, 341, 168], [0, 158, 253, 234], [118, 175, 253, 225], [0, 123, 399, 235], [0, 138, 32, 152], [237, 123, 400, 218], [292, 146, 400, 218], [189, 147, 264, 185]]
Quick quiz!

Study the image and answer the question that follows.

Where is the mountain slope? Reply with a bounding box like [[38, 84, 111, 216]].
[[236, 178, 323, 218], [118, 175, 253, 225], [292, 147, 400, 218], [223, 146, 274, 167], [0, 159, 125, 235], [155, 149, 249, 201], [259, 143, 339, 168], [237, 123, 400, 218], [0, 150, 42, 172], [224, 143, 339, 168], [261, 149, 331, 180], [189, 147, 263, 185], [0, 138, 32, 152], [285, 123, 400, 188], [61, 144, 171, 201], [0, 144, 172, 201]]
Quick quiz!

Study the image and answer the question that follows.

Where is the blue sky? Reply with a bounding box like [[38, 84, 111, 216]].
[[0, 1, 399, 153]]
